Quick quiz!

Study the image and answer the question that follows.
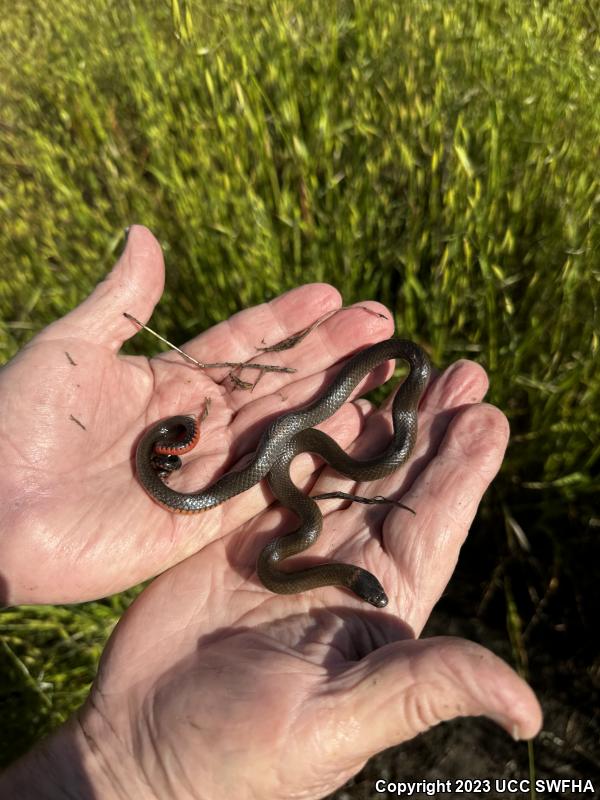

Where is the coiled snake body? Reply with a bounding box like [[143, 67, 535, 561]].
[[136, 339, 430, 607]]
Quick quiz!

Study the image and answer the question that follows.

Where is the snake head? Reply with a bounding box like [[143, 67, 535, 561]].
[[150, 453, 182, 479], [366, 590, 389, 609], [351, 570, 389, 608]]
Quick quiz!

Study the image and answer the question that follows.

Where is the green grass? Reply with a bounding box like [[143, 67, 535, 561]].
[[1, 0, 599, 771], [0, 595, 137, 763]]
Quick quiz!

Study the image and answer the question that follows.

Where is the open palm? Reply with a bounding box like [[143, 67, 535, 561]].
[[82, 351, 542, 798], [1, 227, 397, 604]]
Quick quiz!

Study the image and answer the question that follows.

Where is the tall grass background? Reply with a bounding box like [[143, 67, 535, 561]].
[[1, 0, 598, 777]]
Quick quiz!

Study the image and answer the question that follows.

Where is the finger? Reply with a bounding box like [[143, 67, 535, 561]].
[[171, 285, 396, 398], [41, 225, 165, 352], [377, 357, 490, 486], [169, 297, 398, 470], [385, 401, 509, 631], [314, 359, 489, 546], [179, 282, 343, 373], [324, 637, 542, 762], [309, 359, 487, 515], [411, 357, 490, 460]]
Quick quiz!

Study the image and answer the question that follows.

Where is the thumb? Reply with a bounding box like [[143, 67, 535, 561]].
[[329, 636, 542, 760], [41, 224, 165, 352]]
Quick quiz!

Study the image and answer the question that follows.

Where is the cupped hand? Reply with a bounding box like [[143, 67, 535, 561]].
[[0, 226, 399, 604], [69, 338, 542, 800]]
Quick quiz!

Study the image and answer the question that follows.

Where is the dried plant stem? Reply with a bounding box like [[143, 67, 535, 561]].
[[123, 312, 295, 374]]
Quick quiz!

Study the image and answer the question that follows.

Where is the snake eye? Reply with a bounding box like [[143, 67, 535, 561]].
[[150, 453, 182, 477]]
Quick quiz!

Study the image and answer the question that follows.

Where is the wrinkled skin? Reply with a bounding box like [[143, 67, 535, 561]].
[[0, 227, 541, 800]]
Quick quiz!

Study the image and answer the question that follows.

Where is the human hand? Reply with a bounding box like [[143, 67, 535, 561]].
[[0, 225, 400, 604], [2, 338, 541, 799]]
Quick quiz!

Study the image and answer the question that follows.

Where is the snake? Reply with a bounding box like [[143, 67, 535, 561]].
[[135, 338, 431, 608]]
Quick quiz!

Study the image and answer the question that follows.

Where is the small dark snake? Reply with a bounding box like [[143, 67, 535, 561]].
[[136, 339, 431, 608]]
